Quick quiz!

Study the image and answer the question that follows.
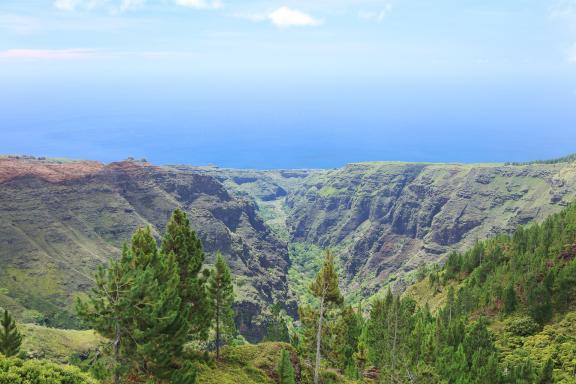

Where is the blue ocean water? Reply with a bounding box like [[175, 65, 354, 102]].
[[1, 76, 575, 169]]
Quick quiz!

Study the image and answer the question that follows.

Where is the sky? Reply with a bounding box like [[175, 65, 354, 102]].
[[1, 0, 576, 168]]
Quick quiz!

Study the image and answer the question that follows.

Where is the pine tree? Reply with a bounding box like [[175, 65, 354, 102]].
[[76, 252, 129, 384], [331, 305, 362, 374], [277, 349, 296, 384], [527, 283, 553, 325], [0, 309, 22, 357], [77, 227, 192, 383], [265, 302, 290, 342], [310, 250, 343, 384], [161, 209, 211, 339], [503, 283, 517, 314], [208, 252, 235, 359]]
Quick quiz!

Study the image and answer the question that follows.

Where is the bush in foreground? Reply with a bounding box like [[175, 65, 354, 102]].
[[0, 355, 97, 384]]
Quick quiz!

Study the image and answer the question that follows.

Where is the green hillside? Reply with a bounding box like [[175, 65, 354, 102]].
[[401, 202, 576, 382]]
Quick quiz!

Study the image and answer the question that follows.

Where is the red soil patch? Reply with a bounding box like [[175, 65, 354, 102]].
[[0, 158, 105, 184]]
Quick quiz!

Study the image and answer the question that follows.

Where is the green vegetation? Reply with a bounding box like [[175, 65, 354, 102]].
[[77, 226, 192, 383], [264, 302, 290, 343], [161, 208, 212, 340], [286, 201, 576, 383], [76, 210, 236, 383], [277, 348, 296, 384], [20, 324, 102, 362], [0, 355, 97, 384], [208, 252, 235, 359], [7, 157, 576, 382], [196, 342, 294, 384], [308, 250, 344, 384], [0, 309, 22, 357], [506, 153, 576, 165], [400, 202, 576, 383], [288, 243, 325, 306]]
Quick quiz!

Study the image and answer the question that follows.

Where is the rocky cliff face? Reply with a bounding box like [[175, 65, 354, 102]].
[[0, 158, 294, 341], [284, 162, 576, 296]]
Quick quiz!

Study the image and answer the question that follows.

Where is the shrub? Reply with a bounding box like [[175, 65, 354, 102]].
[[506, 316, 540, 337], [0, 355, 98, 384]]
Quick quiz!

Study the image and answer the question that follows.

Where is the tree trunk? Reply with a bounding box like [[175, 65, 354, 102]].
[[314, 295, 325, 384], [114, 319, 121, 384]]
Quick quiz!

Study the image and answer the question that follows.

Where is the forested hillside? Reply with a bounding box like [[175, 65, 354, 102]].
[[399, 202, 576, 382], [3, 155, 576, 383]]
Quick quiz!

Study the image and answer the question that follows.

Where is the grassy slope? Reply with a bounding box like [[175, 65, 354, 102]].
[[196, 342, 358, 384], [14, 328, 357, 384], [197, 342, 293, 384], [20, 324, 103, 363]]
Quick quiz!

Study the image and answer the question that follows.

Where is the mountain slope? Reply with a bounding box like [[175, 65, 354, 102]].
[[3, 156, 576, 337], [284, 161, 576, 297], [0, 157, 295, 341], [189, 161, 576, 300], [402, 201, 576, 383]]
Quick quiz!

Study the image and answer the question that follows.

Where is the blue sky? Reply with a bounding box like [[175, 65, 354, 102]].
[[1, 0, 576, 168]]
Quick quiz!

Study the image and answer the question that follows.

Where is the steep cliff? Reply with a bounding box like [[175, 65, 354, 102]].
[[284, 162, 576, 297], [0, 158, 294, 341]]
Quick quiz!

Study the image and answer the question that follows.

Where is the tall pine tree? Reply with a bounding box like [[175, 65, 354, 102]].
[[77, 226, 191, 383], [0, 309, 22, 357], [208, 252, 235, 359], [161, 209, 211, 339], [310, 250, 343, 384]]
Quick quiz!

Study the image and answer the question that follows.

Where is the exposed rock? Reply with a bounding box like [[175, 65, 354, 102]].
[[0, 159, 294, 341], [283, 162, 576, 296]]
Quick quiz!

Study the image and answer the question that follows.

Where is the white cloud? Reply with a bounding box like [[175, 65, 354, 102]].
[[54, 0, 80, 11], [358, 4, 392, 23], [175, 0, 222, 9], [0, 48, 98, 60], [268, 7, 321, 28]]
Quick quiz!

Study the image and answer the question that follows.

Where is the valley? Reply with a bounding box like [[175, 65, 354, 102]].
[[2, 155, 576, 383]]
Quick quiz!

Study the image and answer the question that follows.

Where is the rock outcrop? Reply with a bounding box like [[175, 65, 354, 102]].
[[284, 162, 576, 295]]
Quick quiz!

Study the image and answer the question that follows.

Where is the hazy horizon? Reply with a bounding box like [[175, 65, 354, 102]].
[[2, 0, 576, 168]]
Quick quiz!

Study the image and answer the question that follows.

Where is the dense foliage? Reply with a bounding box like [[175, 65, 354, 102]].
[[0, 355, 97, 384], [277, 348, 296, 384], [76, 210, 236, 383], [357, 201, 576, 383], [293, 203, 576, 383]]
